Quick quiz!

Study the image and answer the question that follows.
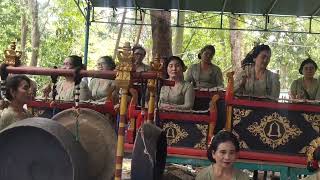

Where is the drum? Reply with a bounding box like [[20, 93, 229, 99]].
[[52, 108, 116, 180], [0, 117, 88, 180]]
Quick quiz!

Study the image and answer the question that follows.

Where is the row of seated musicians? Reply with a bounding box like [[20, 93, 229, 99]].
[[129, 43, 320, 102], [1, 43, 320, 123], [3, 42, 318, 111], [38, 44, 320, 110], [1, 55, 319, 179], [1, 43, 320, 180], [1, 74, 319, 180]]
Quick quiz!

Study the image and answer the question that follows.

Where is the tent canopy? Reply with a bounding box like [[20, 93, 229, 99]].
[[90, 0, 320, 17]]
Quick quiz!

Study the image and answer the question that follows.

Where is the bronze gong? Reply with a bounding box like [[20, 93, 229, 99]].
[[0, 117, 88, 180], [52, 108, 116, 180]]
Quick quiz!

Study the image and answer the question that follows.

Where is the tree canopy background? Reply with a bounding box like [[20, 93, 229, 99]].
[[1, 0, 320, 93]]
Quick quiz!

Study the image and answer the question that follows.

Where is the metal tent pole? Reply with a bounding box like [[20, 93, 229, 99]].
[[83, 3, 91, 67]]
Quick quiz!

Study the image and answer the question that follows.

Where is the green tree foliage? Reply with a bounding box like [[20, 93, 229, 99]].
[[2, 1, 320, 93], [91, 9, 153, 62], [35, 0, 85, 89], [0, 0, 21, 58], [39, 0, 84, 68]]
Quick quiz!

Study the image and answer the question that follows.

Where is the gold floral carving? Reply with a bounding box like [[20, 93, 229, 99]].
[[233, 108, 253, 126], [150, 54, 163, 72], [4, 42, 22, 66], [232, 130, 249, 149], [163, 122, 188, 146], [302, 113, 320, 133], [116, 63, 133, 81], [147, 54, 163, 92], [194, 124, 208, 150], [115, 42, 133, 87], [29, 108, 43, 117], [299, 146, 307, 154], [306, 137, 320, 161], [247, 112, 302, 149]]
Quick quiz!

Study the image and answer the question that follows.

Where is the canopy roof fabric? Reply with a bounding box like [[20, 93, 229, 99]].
[[90, 0, 320, 17]]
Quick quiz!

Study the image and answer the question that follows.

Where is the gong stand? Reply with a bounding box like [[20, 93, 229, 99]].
[[225, 72, 235, 131], [0, 64, 9, 100], [208, 94, 220, 143], [154, 76, 163, 127], [4, 66, 173, 86], [2, 66, 174, 85], [73, 67, 83, 141], [51, 66, 59, 101], [146, 54, 163, 124], [140, 73, 147, 123], [50, 66, 59, 116], [114, 42, 134, 180], [0, 49, 174, 180], [127, 74, 144, 144]]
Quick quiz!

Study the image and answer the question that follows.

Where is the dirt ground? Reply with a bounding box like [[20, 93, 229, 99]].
[[121, 158, 197, 180]]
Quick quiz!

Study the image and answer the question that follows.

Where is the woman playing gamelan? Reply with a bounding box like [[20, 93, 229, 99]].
[[159, 56, 195, 110]]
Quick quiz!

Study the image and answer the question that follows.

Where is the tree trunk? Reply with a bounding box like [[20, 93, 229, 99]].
[[29, 0, 40, 67], [150, 10, 172, 58], [20, 0, 28, 63], [229, 15, 243, 74], [113, 9, 127, 60], [173, 12, 185, 56], [135, 13, 145, 45]]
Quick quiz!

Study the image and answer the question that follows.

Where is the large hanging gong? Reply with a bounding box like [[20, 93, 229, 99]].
[[0, 117, 88, 180], [52, 108, 116, 180]]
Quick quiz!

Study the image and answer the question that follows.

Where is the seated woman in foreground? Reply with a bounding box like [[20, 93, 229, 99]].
[[196, 130, 249, 180], [89, 56, 118, 102], [290, 58, 320, 100], [234, 44, 280, 99], [159, 56, 195, 110], [185, 45, 224, 88], [0, 75, 33, 130]]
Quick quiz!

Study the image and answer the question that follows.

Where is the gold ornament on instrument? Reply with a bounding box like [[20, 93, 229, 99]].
[[267, 122, 281, 138], [227, 71, 235, 85], [150, 54, 163, 73], [146, 54, 163, 123], [115, 42, 133, 84], [247, 112, 302, 149], [208, 94, 220, 142], [232, 130, 249, 149], [306, 137, 320, 162], [163, 122, 188, 146], [147, 54, 163, 91], [116, 42, 133, 64], [194, 124, 208, 150], [225, 72, 235, 131], [114, 42, 134, 180], [302, 113, 320, 133], [232, 108, 253, 126], [3, 42, 22, 66]]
